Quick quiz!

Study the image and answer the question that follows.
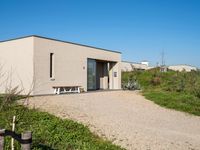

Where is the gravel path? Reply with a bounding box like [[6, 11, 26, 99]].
[[26, 91, 200, 150]]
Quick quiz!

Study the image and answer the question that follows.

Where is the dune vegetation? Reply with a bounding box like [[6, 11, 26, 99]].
[[122, 68, 200, 116]]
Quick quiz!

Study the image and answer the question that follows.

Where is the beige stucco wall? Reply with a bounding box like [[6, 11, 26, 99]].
[[109, 62, 121, 89], [0, 37, 34, 95], [33, 37, 121, 95]]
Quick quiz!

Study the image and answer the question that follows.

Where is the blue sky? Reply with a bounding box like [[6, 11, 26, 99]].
[[0, 0, 200, 67]]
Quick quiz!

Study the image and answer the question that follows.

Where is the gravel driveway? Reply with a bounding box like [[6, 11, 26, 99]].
[[26, 91, 200, 150]]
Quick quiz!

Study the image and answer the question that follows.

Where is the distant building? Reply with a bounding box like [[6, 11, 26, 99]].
[[121, 61, 152, 72], [141, 61, 149, 67], [168, 65, 197, 72], [160, 65, 168, 72]]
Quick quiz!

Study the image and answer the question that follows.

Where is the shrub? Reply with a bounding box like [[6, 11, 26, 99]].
[[122, 75, 140, 90], [151, 76, 161, 86], [191, 82, 200, 98]]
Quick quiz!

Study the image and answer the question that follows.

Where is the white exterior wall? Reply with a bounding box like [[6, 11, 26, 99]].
[[0, 37, 34, 94], [168, 65, 197, 72], [33, 37, 121, 95]]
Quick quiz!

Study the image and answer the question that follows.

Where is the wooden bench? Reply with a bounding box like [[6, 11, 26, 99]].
[[53, 86, 81, 94]]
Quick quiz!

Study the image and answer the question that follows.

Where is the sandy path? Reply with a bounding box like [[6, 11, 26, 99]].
[[26, 91, 200, 150]]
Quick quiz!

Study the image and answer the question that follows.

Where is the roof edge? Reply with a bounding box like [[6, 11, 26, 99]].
[[0, 35, 121, 54], [168, 64, 198, 68], [122, 60, 143, 65]]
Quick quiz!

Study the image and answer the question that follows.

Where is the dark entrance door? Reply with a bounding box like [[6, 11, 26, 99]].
[[87, 59, 96, 90]]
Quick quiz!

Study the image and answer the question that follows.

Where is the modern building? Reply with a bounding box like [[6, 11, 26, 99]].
[[168, 65, 197, 72], [121, 61, 151, 72], [0, 35, 121, 95]]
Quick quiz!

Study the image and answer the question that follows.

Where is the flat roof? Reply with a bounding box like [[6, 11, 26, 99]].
[[122, 60, 143, 65], [0, 35, 121, 54]]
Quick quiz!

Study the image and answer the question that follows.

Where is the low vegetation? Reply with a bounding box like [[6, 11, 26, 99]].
[[122, 68, 200, 116], [0, 95, 123, 150]]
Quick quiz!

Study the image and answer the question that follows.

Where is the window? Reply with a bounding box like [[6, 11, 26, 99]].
[[114, 72, 117, 77], [50, 53, 54, 78]]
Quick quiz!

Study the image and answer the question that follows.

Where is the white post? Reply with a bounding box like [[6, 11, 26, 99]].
[[11, 116, 16, 150]]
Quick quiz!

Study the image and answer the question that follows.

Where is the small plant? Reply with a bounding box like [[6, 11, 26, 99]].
[[193, 88, 200, 98], [191, 81, 200, 98], [122, 76, 140, 90], [0, 86, 23, 111], [176, 79, 185, 92]]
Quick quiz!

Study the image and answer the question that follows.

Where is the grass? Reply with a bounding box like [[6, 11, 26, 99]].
[[122, 69, 200, 116], [144, 90, 200, 116], [0, 96, 123, 150]]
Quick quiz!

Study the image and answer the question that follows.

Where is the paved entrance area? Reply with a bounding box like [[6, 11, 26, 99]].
[[27, 91, 200, 150]]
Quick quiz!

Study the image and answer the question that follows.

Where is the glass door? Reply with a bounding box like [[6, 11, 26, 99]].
[[87, 59, 96, 90]]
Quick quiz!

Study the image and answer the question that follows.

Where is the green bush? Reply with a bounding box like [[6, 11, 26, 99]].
[[192, 82, 200, 98], [122, 73, 140, 90]]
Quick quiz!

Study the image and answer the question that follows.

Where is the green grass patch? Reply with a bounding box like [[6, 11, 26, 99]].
[[144, 91, 200, 116], [0, 96, 123, 150]]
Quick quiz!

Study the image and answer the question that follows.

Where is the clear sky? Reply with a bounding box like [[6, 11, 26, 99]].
[[0, 0, 200, 67]]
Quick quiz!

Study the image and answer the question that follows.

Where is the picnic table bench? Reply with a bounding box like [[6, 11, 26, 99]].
[[53, 86, 81, 94]]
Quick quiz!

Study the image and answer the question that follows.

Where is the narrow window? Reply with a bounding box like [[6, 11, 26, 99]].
[[114, 72, 117, 77], [50, 53, 54, 78]]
